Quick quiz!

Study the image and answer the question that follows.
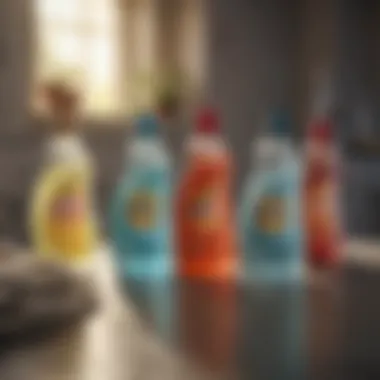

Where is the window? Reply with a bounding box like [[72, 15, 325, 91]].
[[33, 0, 207, 119], [33, 0, 121, 117], [128, 0, 159, 114], [179, 0, 208, 102]]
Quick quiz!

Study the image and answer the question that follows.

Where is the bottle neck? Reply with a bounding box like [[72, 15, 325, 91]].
[[47, 133, 87, 164], [252, 135, 294, 166], [127, 136, 168, 166], [188, 132, 226, 156]]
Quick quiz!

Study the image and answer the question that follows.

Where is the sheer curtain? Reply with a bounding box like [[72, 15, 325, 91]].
[[33, 0, 207, 119], [33, 0, 120, 116]]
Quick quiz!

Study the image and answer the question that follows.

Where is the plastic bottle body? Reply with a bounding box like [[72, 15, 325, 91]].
[[30, 136, 97, 266], [176, 134, 237, 279], [109, 137, 173, 279], [241, 137, 304, 283], [304, 133, 342, 267]]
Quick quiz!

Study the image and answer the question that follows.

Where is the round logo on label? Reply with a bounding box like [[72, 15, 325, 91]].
[[189, 187, 220, 231], [255, 196, 285, 233], [127, 191, 157, 230], [50, 181, 85, 222]]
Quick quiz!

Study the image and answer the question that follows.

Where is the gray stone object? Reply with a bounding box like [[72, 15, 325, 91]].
[[0, 242, 98, 339]]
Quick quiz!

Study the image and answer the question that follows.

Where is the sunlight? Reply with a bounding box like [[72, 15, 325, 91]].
[[37, 0, 79, 24], [34, 0, 120, 116]]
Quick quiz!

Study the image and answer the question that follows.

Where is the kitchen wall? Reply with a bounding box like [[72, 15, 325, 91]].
[[207, 0, 339, 193], [0, 0, 350, 242], [337, 0, 380, 237]]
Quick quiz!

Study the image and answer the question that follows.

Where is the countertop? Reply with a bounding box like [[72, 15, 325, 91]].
[[0, 242, 380, 380]]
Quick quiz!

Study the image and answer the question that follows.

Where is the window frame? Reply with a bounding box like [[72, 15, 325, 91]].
[[27, 0, 208, 130], [30, 0, 127, 127]]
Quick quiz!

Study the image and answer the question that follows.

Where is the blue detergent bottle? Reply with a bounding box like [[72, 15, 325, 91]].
[[109, 113, 172, 279], [240, 110, 304, 283]]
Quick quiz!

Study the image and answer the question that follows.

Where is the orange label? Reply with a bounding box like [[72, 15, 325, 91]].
[[177, 156, 237, 278], [188, 187, 221, 232]]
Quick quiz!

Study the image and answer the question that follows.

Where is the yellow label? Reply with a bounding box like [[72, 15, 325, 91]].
[[30, 162, 97, 264], [127, 191, 157, 230], [256, 196, 285, 233], [47, 179, 91, 260], [49, 182, 85, 222]]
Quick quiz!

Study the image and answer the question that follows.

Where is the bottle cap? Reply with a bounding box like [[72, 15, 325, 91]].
[[196, 108, 220, 134], [308, 118, 333, 142], [134, 113, 159, 137]]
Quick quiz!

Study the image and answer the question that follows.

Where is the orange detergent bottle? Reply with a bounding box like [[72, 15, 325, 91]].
[[175, 109, 237, 279]]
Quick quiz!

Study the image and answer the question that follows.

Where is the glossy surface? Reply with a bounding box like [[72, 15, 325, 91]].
[[109, 137, 172, 279], [176, 135, 237, 279], [241, 136, 303, 282], [30, 163, 97, 264], [305, 119, 342, 268], [1, 250, 380, 380]]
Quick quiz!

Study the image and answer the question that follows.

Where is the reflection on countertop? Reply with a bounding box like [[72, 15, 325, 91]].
[[0, 245, 380, 379]]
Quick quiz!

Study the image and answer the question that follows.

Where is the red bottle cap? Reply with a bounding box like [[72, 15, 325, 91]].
[[308, 118, 334, 142], [196, 108, 220, 134]]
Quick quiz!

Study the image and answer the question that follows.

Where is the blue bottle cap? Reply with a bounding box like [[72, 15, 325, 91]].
[[269, 109, 292, 137], [134, 113, 160, 137]]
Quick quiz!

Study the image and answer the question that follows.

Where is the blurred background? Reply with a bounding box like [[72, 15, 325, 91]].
[[0, 0, 378, 242]]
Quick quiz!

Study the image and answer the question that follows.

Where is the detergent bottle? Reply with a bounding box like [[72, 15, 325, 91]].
[[240, 110, 304, 283], [175, 108, 237, 280], [29, 81, 97, 267], [109, 113, 172, 279], [304, 116, 342, 268]]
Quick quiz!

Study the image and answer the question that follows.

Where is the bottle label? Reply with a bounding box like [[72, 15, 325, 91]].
[[189, 186, 221, 231], [255, 196, 285, 234], [248, 179, 302, 262], [127, 190, 157, 230], [306, 180, 339, 246], [47, 179, 91, 259], [183, 184, 227, 260], [50, 182, 85, 223]]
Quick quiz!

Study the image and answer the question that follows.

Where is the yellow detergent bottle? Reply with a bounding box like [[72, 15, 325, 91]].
[[29, 132, 98, 267], [30, 80, 99, 268]]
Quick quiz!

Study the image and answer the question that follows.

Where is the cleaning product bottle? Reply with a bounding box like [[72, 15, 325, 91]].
[[304, 117, 341, 268], [240, 110, 303, 282], [175, 108, 237, 279], [109, 113, 172, 279], [29, 81, 97, 267]]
